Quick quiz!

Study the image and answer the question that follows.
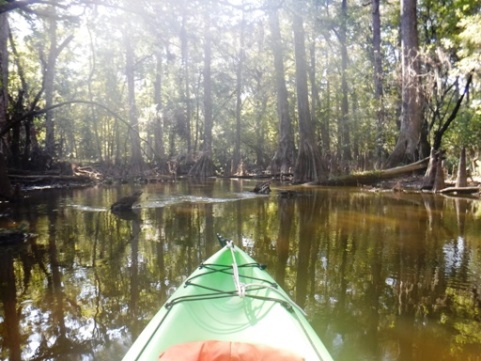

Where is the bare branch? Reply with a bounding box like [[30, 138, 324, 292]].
[[0, 0, 49, 14], [432, 72, 474, 150]]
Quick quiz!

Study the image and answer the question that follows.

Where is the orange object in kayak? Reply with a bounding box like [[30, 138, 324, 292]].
[[122, 236, 334, 361], [158, 340, 305, 361]]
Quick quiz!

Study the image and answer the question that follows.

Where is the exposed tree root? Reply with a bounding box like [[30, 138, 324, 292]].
[[188, 153, 216, 177]]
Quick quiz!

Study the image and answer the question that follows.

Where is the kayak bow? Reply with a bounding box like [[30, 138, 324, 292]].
[[122, 235, 334, 361]]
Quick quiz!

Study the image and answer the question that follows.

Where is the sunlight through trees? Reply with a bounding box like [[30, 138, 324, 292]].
[[0, 0, 479, 184]]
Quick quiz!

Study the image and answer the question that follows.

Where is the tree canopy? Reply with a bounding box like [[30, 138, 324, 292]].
[[0, 0, 480, 186]]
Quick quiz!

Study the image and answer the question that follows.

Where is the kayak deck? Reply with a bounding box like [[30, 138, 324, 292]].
[[122, 240, 333, 361]]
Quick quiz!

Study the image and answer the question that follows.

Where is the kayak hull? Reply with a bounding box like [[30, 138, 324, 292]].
[[122, 243, 333, 361]]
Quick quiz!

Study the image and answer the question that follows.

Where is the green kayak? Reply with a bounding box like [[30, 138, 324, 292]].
[[122, 236, 334, 361]]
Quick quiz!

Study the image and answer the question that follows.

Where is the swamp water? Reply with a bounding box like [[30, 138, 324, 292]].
[[1, 179, 481, 361]]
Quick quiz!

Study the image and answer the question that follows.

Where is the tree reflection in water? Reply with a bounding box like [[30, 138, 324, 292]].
[[1, 181, 481, 361]]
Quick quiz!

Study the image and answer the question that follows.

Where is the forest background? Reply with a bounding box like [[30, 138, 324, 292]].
[[0, 0, 480, 198]]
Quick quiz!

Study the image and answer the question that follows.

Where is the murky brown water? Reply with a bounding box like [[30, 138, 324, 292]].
[[1, 179, 481, 361]]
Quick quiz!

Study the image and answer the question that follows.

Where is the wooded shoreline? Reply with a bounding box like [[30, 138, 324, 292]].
[[5, 155, 479, 199], [1, 0, 479, 199]]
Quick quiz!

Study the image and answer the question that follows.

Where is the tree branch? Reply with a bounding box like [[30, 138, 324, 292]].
[[433, 72, 473, 150]]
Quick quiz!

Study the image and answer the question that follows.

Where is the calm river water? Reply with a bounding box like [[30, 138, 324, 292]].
[[1, 179, 481, 361]]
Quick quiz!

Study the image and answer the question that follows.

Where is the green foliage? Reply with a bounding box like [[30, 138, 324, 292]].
[[457, 14, 481, 75], [2, 0, 481, 174]]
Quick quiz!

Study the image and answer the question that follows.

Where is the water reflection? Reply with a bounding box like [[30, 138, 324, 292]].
[[1, 181, 481, 361]]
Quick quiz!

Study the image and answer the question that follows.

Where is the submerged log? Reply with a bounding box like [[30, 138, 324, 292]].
[[316, 157, 429, 186], [253, 181, 271, 194], [111, 190, 143, 211], [0, 230, 27, 245]]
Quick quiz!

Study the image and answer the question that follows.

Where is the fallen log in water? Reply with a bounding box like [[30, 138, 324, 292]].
[[315, 157, 430, 187], [438, 186, 480, 195], [8, 174, 94, 188]]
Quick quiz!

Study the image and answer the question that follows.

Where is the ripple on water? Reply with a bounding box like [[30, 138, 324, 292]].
[[142, 192, 261, 208], [68, 204, 108, 212]]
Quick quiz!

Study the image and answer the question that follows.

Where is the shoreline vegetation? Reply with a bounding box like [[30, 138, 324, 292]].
[[4, 154, 480, 199]]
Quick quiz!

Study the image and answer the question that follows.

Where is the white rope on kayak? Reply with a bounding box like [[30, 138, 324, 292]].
[[226, 240, 247, 298], [225, 240, 306, 316], [243, 283, 307, 316]]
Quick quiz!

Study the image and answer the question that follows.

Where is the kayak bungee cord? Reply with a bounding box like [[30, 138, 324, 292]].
[[225, 240, 307, 316], [164, 240, 308, 315], [167, 262, 291, 310], [221, 237, 329, 361]]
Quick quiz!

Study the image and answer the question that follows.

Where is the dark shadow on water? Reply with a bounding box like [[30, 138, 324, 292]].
[[112, 208, 142, 222]]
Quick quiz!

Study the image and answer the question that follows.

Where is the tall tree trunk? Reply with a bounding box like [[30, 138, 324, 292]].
[[308, 43, 317, 107], [268, 2, 296, 177], [153, 50, 165, 163], [43, 7, 73, 159], [202, 12, 213, 156], [456, 146, 467, 188], [318, 2, 332, 157], [292, 10, 325, 183], [254, 24, 268, 169], [321, 48, 331, 156], [372, 0, 386, 167], [0, 12, 7, 133], [189, 7, 215, 177], [44, 7, 57, 157], [232, 11, 245, 175], [308, 38, 321, 153], [180, 12, 192, 156], [351, 91, 360, 162], [255, 95, 268, 168], [86, 28, 102, 161], [338, 0, 351, 163], [0, 12, 13, 199], [385, 0, 422, 168], [125, 33, 143, 175]]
